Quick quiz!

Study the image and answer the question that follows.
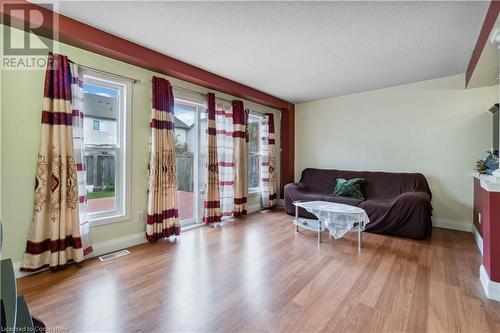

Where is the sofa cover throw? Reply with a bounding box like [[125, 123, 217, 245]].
[[284, 168, 433, 239]]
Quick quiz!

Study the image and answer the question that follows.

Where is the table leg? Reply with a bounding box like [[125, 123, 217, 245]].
[[295, 205, 299, 232], [318, 220, 321, 244], [358, 221, 362, 253]]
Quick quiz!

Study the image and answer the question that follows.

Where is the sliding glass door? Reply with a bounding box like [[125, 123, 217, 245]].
[[173, 98, 206, 227]]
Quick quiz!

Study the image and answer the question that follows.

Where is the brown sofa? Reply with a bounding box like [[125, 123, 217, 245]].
[[284, 168, 433, 239]]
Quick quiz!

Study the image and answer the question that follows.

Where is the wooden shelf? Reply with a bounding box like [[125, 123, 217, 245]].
[[293, 218, 325, 232]]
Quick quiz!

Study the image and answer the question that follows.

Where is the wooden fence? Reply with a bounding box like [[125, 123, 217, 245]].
[[176, 153, 194, 192]]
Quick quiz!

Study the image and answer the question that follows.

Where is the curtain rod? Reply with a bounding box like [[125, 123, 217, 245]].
[[76, 63, 238, 105], [76, 63, 270, 114], [78, 64, 141, 84], [172, 85, 266, 115], [172, 85, 233, 105]]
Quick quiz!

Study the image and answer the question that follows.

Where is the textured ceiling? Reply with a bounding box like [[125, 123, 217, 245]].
[[53, 1, 490, 103]]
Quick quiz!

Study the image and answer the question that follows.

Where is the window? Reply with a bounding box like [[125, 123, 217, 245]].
[[247, 114, 262, 192], [82, 70, 131, 226], [92, 120, 100, 131], [92, 120, 109, 132], [150, 91, 207, 228]]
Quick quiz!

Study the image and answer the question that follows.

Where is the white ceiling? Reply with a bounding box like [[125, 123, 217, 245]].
[[52, 1, 490, 104]]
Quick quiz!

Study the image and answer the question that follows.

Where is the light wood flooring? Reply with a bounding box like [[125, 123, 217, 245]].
[[17, 210, 500, 332]]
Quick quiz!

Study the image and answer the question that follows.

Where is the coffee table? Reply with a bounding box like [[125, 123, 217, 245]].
[[293, 201, 370, 252]]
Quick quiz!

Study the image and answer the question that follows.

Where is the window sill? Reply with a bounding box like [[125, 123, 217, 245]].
[[248, 188, 261, 196], [89, 213, 130, 228], [181, 223, 204, 232]]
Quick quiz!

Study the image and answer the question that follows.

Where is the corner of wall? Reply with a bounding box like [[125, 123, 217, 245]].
[[431, 218, 473, 232]]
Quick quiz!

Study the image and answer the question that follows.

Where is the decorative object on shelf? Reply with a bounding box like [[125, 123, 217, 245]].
[[476, 150, 499, 175], [476, 159, 487, 174]]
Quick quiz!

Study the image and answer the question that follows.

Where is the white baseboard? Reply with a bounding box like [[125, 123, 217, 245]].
[[474, 226, 483, 256], [12, 261, 29, 278], [480, 265, 500, 301], [88, 232, 147, 259], [432, 218, 473, 232], [13, 231, 148, 279], [247, 203, 262, 214]]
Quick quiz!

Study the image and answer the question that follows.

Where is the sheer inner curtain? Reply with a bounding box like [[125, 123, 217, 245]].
[[232, 101, 248, 216], [216, 100, 235, 217], [204, 96, 248, 223], [203, 93, 222, 223], [21, 53, 88, 272], [70, 63, 92, 255], [260, 113, 277, 208]]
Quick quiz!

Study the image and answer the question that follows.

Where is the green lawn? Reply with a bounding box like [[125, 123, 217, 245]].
[[87, 191, 115, 200]]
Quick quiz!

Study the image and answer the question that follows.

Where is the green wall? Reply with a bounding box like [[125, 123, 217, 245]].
[[0, 25, 281, 263]]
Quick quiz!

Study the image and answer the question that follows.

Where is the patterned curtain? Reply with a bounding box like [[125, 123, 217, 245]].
[[70, 63, 93, 255], [203, 93, 222, 223], [216, 100, 235, 217], [21, 53, 84, 272], [260, 113, 277, 208], [232, 100, 248, 216], [146, 76, 180, 240]]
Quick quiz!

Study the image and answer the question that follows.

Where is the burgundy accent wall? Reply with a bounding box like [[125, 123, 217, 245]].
[[465, 0, 500, 87], [481, 187, 500, 282], [473, 178, 483, 236]]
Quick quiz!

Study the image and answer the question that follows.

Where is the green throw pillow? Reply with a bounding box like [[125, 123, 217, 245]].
[[332, 178, 366, 200]]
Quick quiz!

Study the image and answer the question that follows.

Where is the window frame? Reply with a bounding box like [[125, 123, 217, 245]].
[[247, 113, 263, 195], [172, 98, 202, 227], [81, 69, 132, 227]]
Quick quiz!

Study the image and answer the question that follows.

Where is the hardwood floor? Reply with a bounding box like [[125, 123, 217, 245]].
[[17, 210, 500, 332]]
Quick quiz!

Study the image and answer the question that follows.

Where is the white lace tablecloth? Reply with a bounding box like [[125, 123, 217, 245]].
[[293, 201, 370, 239]]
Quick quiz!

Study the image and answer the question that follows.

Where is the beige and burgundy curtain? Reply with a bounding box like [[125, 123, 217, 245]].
[[216, 100, 235, 217], [203, 93, 222, 223], [21, 53, 85, 272], [70, 63, 93, 255], [146, 77, 180, 240], [232, 100, 248, 216], [260, 113, 277, 208]]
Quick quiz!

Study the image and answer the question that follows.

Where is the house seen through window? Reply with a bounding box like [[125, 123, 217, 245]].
[[247, 114, 262, 191], [82, 71, 131, 225]]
